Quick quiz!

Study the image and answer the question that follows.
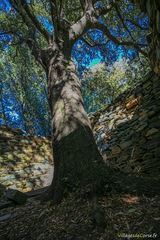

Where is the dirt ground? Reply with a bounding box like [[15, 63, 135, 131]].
[[0, 191, 159, 240]]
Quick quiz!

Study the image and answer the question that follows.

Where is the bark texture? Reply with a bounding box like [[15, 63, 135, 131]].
[[46, 50, 105, 203], [133, 0, 160, 74]]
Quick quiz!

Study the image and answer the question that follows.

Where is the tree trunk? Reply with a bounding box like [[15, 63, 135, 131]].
[[45, 51, 105, 203], [0, 84, 7, 125], [133, 0, 160, 75]]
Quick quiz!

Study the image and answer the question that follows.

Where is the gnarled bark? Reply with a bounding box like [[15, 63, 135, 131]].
[[45, 50, 105, 203]]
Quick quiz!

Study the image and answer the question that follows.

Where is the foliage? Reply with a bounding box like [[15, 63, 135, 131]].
[[82, 55, 150, 112], [0, 46, 50, 135]]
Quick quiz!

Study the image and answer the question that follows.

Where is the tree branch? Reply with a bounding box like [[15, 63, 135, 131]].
[[50, 0, 58, 29], [26, 38, 48, 70], [69, 0, 117, 42], [80, 0, 93, 12], [93, 21, 148, 57], [19, 0, 50, 42], [114, 3, 135, 42], [95, 0, 118, 17], [69, 13, 92, 41], [10, 0, 50, 43], [82, 33, 109, 47], [125, 19, 149, 30]]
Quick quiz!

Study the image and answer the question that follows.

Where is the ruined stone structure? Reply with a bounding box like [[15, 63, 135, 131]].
[[0, 127, 53, 192], [92, 72, 160, 176], [0, 72, 160, 192]]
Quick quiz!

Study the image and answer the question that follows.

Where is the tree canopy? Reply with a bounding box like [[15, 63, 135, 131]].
[[0, 0, 151, 135]]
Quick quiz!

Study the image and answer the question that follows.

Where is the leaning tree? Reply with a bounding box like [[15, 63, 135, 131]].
[[0, 0, 159, 203]]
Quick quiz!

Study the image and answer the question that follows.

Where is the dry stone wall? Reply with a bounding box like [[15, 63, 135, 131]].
[[0, 127, 53, 192], [92, 72, 160, 176]]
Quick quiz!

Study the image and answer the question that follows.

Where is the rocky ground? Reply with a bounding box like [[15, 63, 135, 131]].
[[0, 191, 159, 240]]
